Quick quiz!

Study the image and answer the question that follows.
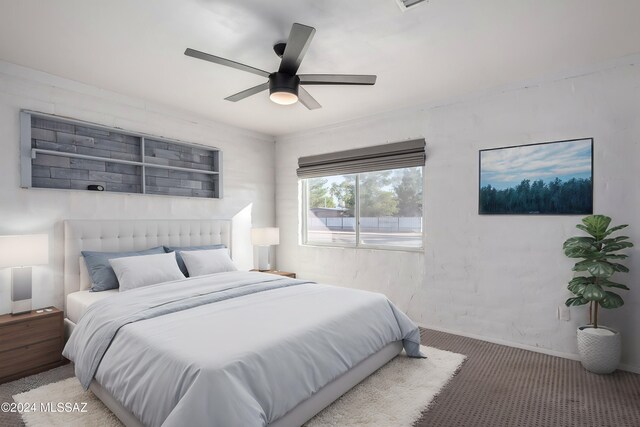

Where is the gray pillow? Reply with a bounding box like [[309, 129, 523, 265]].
[[163, 244, 226, 276], [82, 246, 165, 292]]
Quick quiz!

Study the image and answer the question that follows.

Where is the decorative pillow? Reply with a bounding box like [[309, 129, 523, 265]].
[[82, 246, 165, 292], [180, 248, 237, 277], [109, 252, 186, 292], [163, 244, 226, 276]]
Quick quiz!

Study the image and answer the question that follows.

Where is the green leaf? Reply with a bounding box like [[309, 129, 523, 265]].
[[567, 276, 592, 295], [611, 263, 630, 273], [563, 243, 599, 259], [565, 296, 589, 307], [569, 276, 593, 285], [567, 282, 586, 296], [587, 261, 616, 278], [583, 284, 606, 301], [602, 241, 634, 252], [599, 291, 624, 309], [572, 260, 591, 272], [599, 280, 630, 290], [581, 215, 612, 239], [600, 236, 630, 245], [603, 224, 628, 237], [602, 254, 628, 259], [574, 261, 616, 278], [575, 224, 593, 236], [563, 236, 596, 248]]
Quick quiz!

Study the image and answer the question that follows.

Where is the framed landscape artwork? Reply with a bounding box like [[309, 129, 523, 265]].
[[479, 138, 593, 215]]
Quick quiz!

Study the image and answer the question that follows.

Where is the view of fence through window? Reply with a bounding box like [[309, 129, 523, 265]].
[[304, 167, 423, 248]]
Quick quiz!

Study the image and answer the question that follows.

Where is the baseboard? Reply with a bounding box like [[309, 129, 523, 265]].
[[618, 363, 640, 375], [420, 323, 640, 374]]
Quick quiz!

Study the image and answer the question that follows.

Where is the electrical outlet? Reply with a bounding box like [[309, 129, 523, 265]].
[[557, 305, 571, 321]]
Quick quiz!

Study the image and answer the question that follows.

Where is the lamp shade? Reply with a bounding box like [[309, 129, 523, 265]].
[[251, 227, 280, 246], [0, 234, 49, 268]]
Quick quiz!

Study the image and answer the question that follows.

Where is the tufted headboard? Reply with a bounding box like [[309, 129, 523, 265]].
[[64, 219, 232, 300]]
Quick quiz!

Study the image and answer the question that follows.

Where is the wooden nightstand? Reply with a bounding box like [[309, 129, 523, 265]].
[[0, 307, 65, 384], [251, 269, 296, 279]]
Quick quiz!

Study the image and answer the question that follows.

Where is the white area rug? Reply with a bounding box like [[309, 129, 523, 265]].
[[14, 346, 465, 427]]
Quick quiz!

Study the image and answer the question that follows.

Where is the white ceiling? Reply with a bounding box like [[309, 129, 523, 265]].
[[1, 0, 639, 136]]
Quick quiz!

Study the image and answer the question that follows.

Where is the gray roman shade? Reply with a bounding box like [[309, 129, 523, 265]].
[[297, 138, 426, 178]]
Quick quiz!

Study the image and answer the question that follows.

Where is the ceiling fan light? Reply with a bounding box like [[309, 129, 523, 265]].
[[268, 72, 300, 106], [270, 91, 298, 105]]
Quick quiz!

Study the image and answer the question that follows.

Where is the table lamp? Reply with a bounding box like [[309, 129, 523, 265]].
[[0, 234, 49, 314], [251, 227, 279, 271]]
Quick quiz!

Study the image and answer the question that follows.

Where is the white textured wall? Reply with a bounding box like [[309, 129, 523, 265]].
[[0, 60, 276, 314], [276, 60, 640, 371]]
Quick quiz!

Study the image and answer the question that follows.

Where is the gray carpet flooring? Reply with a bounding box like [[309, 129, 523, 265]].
[[1, 329, 638, 427], [417, 329, 640, 427]]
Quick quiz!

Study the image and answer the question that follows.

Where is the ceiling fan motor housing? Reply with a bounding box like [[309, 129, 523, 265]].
[[269, 72, 300, 97], [273, 43, 287, 58]]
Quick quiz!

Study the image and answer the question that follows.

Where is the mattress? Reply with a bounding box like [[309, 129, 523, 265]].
[[66, 289, 118, 324]]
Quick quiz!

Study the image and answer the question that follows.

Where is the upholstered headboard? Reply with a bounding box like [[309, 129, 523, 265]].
[[63, 219, 232, 299]]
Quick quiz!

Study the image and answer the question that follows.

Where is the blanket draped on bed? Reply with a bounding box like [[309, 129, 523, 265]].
[[64, 271, 423, 427]]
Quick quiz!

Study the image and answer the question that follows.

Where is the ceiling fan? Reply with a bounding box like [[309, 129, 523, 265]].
[[184, 23, 376, 110]]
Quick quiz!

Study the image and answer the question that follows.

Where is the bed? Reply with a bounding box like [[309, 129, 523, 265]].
[[62, 219, 423, 427]]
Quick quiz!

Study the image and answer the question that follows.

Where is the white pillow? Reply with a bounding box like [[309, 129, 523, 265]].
[[180, 248, 237, 277], [109, 252, 185, 292]]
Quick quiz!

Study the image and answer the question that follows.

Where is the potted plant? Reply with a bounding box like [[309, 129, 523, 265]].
[[563, 215, 633, 374]]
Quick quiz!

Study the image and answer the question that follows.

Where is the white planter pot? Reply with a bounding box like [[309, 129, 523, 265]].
[[576, 325, 621, 374]]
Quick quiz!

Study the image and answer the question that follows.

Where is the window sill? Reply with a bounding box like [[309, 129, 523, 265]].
[[301, 242, 424, 253]]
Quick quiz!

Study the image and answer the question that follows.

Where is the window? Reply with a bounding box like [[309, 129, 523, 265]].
[[305, 174, 357, 245], [298, 139, 426, 250], [303, 166, 423, 250]]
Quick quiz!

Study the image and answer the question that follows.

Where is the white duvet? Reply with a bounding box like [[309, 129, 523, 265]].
[[64, 271, 423, 427]]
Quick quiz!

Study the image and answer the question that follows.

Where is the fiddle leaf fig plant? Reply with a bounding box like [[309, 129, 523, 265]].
[[563, 215, 633, 328]]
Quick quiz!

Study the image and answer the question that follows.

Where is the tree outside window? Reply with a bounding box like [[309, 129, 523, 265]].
[[304, 167, 423, 249]]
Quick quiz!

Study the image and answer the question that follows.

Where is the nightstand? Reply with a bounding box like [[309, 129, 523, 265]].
[[251, 269, 296, 279], [0, 307, 65, 384]]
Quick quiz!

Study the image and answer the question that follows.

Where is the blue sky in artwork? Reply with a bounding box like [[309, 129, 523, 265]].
[[480, 139, 592, 190]]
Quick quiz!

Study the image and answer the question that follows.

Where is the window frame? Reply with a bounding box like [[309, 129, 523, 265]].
[[301, 169, 424, 252]]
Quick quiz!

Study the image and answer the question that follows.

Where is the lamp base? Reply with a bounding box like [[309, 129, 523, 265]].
[[257, 246, 272, 271], [12, 300, 32, 315], [11, 266, 33, 315]]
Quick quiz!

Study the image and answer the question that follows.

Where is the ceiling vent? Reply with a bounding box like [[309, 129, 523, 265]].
[[395, 0, 428, 11]]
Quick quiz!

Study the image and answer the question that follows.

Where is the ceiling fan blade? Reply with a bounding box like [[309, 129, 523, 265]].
[[298, 87, 322, 110], [299, 74, 377, 85], [278, 23, 316, 75], [185, 48, 270, 78], [224, 82, 270, 102]]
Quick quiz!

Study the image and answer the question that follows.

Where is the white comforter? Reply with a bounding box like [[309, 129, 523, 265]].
[[64, 271, 422, 427]]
